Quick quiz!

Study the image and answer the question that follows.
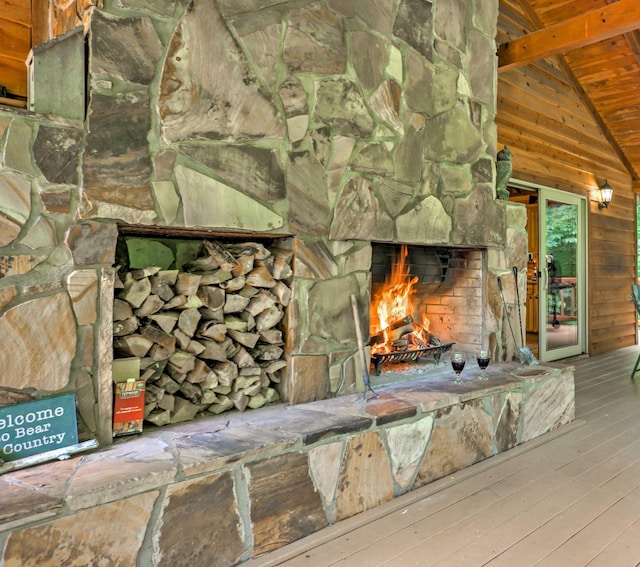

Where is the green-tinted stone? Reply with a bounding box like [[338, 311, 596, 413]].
[[125, 238, 175, 270]]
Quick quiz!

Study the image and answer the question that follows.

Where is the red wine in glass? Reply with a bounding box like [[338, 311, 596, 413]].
[[451, 352, 465, 383], [476, 349, 490, 380]]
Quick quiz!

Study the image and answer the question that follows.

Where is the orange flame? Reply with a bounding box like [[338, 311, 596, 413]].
[[371, 245, 431, 354]]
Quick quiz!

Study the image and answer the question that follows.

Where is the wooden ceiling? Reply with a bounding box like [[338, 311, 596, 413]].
[[498, 0, 640, 188]]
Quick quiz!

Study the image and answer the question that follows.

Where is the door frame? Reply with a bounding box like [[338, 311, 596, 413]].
[[509, 181, 589, 362]]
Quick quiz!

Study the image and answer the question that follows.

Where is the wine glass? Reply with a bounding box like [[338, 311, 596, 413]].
[[450, 351, 466, 384], [476, 349, 490, 380]]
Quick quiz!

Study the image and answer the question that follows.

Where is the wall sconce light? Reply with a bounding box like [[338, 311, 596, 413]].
[[597, 180, 613, 210]]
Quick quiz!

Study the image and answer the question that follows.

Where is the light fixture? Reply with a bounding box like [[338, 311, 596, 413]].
[[597, 180, 613, 210]]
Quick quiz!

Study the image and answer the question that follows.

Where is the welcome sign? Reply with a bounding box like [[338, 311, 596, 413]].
[[0, 394, 78, 462]]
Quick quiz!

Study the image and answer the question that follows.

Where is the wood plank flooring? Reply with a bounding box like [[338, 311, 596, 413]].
[[245, 346, 640, 567]]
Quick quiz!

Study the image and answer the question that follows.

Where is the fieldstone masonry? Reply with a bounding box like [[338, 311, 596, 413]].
[[0, 0, 556, 563], [0, 364, 575, 566], [0, 0, 521, 442]]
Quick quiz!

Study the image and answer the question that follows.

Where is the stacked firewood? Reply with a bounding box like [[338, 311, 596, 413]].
[[112, 239, 292, 426]]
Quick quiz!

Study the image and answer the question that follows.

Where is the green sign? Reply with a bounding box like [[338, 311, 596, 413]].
[[0, 394, 78, 462]]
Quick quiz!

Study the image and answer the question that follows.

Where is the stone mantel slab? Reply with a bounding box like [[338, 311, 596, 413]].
[[0, 362, 574, 566]]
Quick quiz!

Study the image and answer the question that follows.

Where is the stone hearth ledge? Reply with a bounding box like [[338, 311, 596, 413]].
[[0, 362, 574, 566]]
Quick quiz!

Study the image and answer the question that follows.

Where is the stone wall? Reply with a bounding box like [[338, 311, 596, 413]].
[[0, 0, 528, 443], [0, 364, 575, 566]]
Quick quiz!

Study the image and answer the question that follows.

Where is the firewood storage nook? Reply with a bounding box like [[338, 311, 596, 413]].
[[113, 231, 293, 428]]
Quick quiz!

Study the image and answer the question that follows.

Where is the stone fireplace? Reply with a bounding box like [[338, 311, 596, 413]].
[[0, 2, 579, 565], [0, 0, 526, 445]]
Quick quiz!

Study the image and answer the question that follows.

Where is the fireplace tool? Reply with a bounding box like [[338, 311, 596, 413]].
[[350, 294, 380, 401], [497, 276, 537, 365]]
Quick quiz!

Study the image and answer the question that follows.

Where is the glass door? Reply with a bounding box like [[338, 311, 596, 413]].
[[538, 188, 587, 361]]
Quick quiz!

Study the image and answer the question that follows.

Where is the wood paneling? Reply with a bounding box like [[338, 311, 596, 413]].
[[0, 0, 30, 98], [499, 0, 638, 357]]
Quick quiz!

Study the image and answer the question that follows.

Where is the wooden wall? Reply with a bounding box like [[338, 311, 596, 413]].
[[0, 0, 96, 101], [0, 0, 32, 98], [498, 0, 637, 355]]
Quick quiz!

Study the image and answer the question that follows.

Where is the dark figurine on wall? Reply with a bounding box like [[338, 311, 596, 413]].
[[495, 146, 513, 200]]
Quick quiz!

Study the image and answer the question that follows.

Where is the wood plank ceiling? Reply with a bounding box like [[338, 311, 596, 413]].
[[498, 0, 640, 190]]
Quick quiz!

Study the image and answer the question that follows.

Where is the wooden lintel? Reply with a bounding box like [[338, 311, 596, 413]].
[[498, 0, 640, 73]]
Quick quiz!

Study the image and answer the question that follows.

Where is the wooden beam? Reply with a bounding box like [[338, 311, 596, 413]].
[[498, 0, 640, 73], [632, 179, 640, 194]]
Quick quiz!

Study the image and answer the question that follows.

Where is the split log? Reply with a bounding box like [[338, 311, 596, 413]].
[[228, 390, 249, 412], [158, 394, 175, 412], [252, 344, 284, 361], [220, 275, 246, 292], [228, 329, 260, 349], [114, 334, 153, 357], [200, 269, 233, 285], [186, 358, 211, 384], [113, 316, 139, 337], [170, 397, 200, 423], [213, 361, 238, 386], [168, 350, 196, 375], [232, 254, 254, 276], [184, 339, 206, 356], [246, 265, 276, 288], [118, 276, 151, 308], [155, 374, 181, 394], [238, 285, 260, 298], [224, 294, 250, 314], [246, 290, 277, 316], [185, 256, 219, 272], [229, 242, 270, 260], [113, 299, 133, 321], [207, 395, 234, 414], [149, 343, 174, 361], [149, 312, 179, 334], [261, 360, 287, 374], [175, 273, 202, 296], [199, 340, 229, 362], [150, 275, 176, 302], [272, 281, 291, 306], [198, 286, 225, 310], [260, 329, 283, 345], [141, 324, 176, 353], [147, 409, 171, 426], [164, 295, 187, 310], [204, 240, 238, 272], [197, 321, 227, 342], [179, 381, 202, 403], [200, 390, 218, 405], [272, 249, 293, 279], [233, 346, 255, 368], [132, 266, 160, 279], [178, 307, 201, 337], [145, 383, 165, 404], [247, 393, 266, 409], [256, 306, 284, 331], [224, 314, 249, 333]]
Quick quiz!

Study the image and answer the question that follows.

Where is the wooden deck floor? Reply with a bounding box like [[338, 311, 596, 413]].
[[246, 346, 640, 567]]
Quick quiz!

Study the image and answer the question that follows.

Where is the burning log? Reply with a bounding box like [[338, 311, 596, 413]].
[[369, 315, 414, 345], [114, 240, 290, 426]]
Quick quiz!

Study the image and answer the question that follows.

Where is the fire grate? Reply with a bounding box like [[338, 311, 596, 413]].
[[371, 342, 454, 375]]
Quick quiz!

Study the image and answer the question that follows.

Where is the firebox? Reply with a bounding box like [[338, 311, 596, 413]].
[[369, 243, 487, 375]]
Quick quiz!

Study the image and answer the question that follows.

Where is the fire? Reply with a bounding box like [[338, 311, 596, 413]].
[[371, 244, 431, 354]]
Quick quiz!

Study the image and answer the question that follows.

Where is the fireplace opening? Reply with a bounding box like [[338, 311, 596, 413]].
[[112, 232, 292, 430], [369, 243, 486, 376]]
